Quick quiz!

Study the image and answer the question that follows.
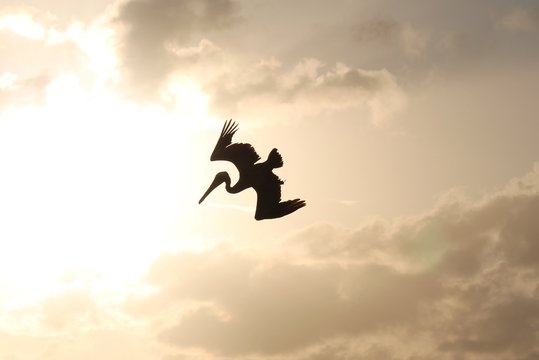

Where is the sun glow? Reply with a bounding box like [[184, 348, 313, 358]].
[[162, 75, 221, 128], [0, 73, 211, 306], [0, 6, 227, 332], [48, 20, 120, 84]]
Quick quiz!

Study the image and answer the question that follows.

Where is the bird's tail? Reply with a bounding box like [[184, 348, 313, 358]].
[[267, 148, 283, 169]]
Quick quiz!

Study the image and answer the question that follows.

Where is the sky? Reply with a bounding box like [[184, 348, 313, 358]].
[[1, 0, 539, 359]]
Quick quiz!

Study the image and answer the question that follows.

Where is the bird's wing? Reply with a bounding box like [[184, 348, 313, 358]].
[[210, 119, 261, 172], [254, 172, 283, 210], [254, 173, 306, 220], [211, 119, 238, 155]]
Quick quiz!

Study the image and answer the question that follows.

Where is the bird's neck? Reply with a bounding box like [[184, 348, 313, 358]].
[[223, 176, 242, 194]]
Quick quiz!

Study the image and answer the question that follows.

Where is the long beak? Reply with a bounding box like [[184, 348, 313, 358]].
[[199, 176, 221, 204]]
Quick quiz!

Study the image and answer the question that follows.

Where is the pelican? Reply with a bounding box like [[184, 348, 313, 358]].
[[199, 119, 306, 220]]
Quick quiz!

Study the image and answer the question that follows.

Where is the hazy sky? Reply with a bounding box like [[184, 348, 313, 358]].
[[1, 0, 539, 359]]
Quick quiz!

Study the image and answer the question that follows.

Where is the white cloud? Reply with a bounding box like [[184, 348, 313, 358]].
[[0, 72, 17, 89], [0, 73, 49, 109], [0, 12, 46, 40], [166, 38, 222, 61], [0, 6, 120, 91]]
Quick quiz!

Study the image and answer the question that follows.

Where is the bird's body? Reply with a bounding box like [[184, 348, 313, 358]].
[[199, 120, 306, 220]]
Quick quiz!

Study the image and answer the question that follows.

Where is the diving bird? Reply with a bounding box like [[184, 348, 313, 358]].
[[199, 119, 306, 220]]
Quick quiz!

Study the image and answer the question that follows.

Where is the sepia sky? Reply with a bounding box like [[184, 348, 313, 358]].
[[1, 0, 539, 359]]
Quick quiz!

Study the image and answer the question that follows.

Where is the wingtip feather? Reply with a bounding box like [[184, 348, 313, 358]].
[[221, 119, 238, 138]]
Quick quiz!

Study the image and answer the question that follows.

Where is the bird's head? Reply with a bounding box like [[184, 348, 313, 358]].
[[198, 172, 230, 204]]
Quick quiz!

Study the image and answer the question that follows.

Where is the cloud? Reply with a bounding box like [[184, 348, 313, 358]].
[[0, 72, 17, 89], [155, 259, 437, 356], [114, 0, 239, 99], [0, 286, 164, 360], [127, 163, 539, 359], [500, 7, 539, 33], [204, 58, 406, 125], [112, 1, 406, 124], [354, 19, 428, 57], [39, 290, 99, 331], [165, 38, 222, 62], [0, 73, 49, 109], [0, 6, 120, 95], [0, 11, 46, 40]]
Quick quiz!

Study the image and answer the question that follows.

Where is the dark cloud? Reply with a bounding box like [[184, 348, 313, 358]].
[[115, 0, 239, 99], [338, 2, 538, 82], [112, 0, 405, 122], [355, 19, 400, 43], [438, 295, 539, 354], [500, 7, 539, 33], [205, 58, 405, 124], [128, 164, 539, 359], [354, 18, 428, 57], [155, 259, 437, 356]]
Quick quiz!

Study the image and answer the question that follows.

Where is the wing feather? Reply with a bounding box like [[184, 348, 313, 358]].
[[210, 120, 261, 173]]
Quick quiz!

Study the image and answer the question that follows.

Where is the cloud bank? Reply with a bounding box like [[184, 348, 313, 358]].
[[122, 164, 539, 359], [112, 0, 405, 124], [204, 58, 406, 125]]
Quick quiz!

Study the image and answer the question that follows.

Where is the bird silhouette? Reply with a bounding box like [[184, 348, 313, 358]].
[[199, 119, 306, 220]]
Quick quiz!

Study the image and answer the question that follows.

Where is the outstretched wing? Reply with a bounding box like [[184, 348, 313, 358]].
[[210, 119, 261, 173]]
